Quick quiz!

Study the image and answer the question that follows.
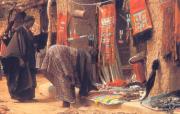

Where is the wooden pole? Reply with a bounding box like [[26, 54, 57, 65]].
[[46, 0, 52, 50]]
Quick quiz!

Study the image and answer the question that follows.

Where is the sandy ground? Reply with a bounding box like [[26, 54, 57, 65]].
[[1, 75, 180, 114], [0, 74, 138, 114], [0, 74, 141, 114], [0, 75, 67, 114]]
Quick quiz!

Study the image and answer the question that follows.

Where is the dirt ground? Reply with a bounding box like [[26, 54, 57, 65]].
[[1, 75, 179, 114], [0, 74, 68, 114], [0, 75, 143, 114], [0, 74, 109, 114]]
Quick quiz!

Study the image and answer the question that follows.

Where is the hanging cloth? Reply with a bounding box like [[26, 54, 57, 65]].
[[129, 0, 152, 36], [57, 12, 68, 45], [175, 0, 180, 63], [161, 1, 175, 60], [175, 0, 180, 43], [0, 42, 7, 57], [98, 3, 116, 65]]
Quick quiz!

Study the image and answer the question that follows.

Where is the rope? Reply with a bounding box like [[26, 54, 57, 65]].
[[71, 0, 113, 6]]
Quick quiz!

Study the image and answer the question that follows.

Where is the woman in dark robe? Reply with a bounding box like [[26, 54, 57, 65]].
[[1, 12, 36, 101], [41, 45, 97, 107]]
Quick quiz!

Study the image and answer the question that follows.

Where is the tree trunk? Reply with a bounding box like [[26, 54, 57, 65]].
[[39, 3, 48, 32], [46, 0, 52, 50], [147, 0, 180, 96]]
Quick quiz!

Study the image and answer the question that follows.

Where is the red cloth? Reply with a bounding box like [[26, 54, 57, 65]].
[[129, 0, 146, 14], [107, 79, 126, 87], [129, 0, 152, 36], [57, 13, 68, 45], [131, 62, 146, 83], [0, 42, 7, 56], [98, 3, 116, 64]]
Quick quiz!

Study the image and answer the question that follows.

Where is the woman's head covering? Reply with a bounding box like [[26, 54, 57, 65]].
[[23, 16, 35, 29], [12, 12, 26, 30], [14, 11, 26, 23]]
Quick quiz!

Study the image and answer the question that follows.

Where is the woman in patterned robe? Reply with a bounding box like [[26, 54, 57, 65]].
[[41, 45, 97, 107]]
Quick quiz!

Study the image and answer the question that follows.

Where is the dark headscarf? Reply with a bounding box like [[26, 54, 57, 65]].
[[14, 12, 26, 23], [23, 16, 35, 29]]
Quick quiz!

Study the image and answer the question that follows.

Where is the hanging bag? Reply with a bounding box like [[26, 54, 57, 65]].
[[175, 0, 180, 43]]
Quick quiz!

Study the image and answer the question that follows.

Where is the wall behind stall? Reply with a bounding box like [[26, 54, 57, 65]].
[[69, 0, 100, 49]]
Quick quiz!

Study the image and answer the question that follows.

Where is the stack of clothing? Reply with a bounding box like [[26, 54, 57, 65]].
[[141, 90, 180, 112]]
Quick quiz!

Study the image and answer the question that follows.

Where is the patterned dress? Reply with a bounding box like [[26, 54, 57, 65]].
[[41, 45, 78, 103]]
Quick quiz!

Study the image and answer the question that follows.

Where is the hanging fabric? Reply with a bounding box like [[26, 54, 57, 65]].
[[57, 12, 68, 45], [98, 3, 116, 65], [129, 0, 152, 36], [0, 42, 7, 57], [175, 0, 180, 42], [161, 0, 174, 60], [175, 0, 180, 64]]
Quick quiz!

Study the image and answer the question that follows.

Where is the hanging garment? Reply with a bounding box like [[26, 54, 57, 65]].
[[175, 0, 180, 43], [98, 3, 116, 64], [0, 42, 7, 57], [129, 0, 153, 36], [177, 43, 180, 66], [161, 1, 175, 60], [57, 12, 68, 45], [175, 0, 180, 64]]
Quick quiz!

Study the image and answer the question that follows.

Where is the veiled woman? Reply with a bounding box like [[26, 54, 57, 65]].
[[1, 12, 36, 101]]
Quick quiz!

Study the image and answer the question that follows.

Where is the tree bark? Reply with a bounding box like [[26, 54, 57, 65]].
[[146, 0, 180, 96]]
